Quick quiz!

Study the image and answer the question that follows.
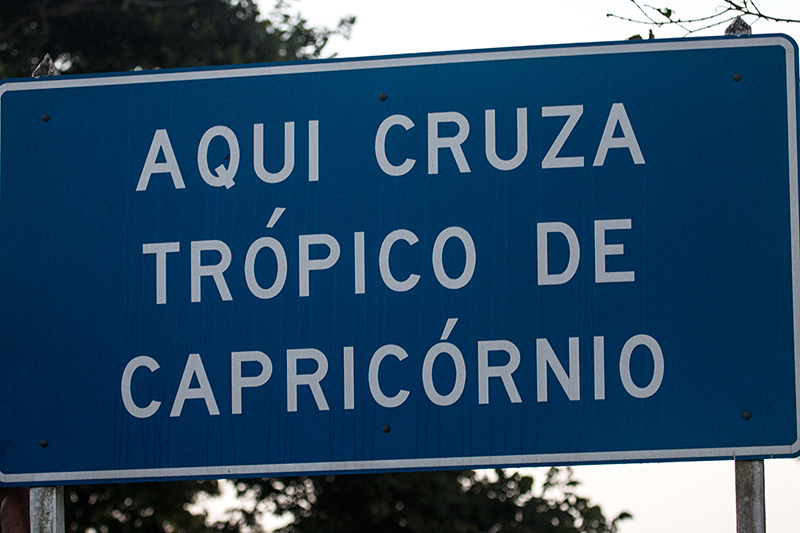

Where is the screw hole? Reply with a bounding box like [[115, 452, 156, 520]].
[[379, 93, 387, 101], [40, 440, 48, 448], [42, 114, 50, 122], [733, 74, 742, 82], [742, 411, 751, 420], [382, 425, 391, 433]]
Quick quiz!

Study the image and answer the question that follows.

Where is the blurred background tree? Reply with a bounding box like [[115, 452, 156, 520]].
[[0, 0, 354, 78], [60, 469, 630, 533], [252, 469, 630, 533]]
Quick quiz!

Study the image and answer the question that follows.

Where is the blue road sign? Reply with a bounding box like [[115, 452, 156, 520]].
[[1, 35, 799, 485]]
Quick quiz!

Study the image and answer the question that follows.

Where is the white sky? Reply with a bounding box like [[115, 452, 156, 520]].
[[250, 1, 800, 532], [278, 0, 800, 57]]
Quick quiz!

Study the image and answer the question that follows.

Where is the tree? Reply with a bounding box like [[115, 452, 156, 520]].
[[63, 481, 230, 533], [57, 469, 629, 533], [0, 0, 355, 78], [56, 467, 634, 533], [608, 0, 800, 36], [226, 469, 630, 533]]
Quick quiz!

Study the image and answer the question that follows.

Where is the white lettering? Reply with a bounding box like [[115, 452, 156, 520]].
[[620, 334, 664, 398], [244, 237, 287, 299], [485, 108, 528, 171], [428, 112, 471, 174], [369, 345, 410, 408], [143, 242, 180, 305], [231, 351, 273, 415], [354, 232, 366, 295], [379, 229, 420, 292], [595, 218, 635, 283], [375, 114, 416, 176], [593, 103, 645, 166], [594, 336, 606, 400], [170, 353, 220, 417], [344, 347, 355, 410], [422, 342, 466, 406], [191, 240, 233, 302], [537, 222, 580, 286], [287, 348, 330, 412], [432, 227, 476, 290], [542, 105, 584, 169], [254, 122, 294, 184], [137, 129, 185, 191], [536, 338, 580, 402], [298, 234, 340, 297], [309, 120, 319, 182], [478, 340, 522, 404], [121, 356, 161, 418], [197, 125, 239, 188]]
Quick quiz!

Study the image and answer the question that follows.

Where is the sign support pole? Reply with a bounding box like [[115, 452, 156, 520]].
[[29, 487, 64, 533], [735, 459, 766, 533]]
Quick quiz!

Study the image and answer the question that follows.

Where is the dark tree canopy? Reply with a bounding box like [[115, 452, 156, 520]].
[[257, 469, 630, 533], [59, 469, 630, 533], [64, 481, 224, 533], [0, 0, 354, 78]]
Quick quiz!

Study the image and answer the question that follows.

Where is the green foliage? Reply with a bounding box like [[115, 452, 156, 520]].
[[228, 469, 630, 533], [58, 469, 630, 533], [0, 0, 354, 78], [64, 481, 233, 533]]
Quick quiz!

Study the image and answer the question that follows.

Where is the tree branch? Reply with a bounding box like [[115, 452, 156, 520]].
[[608, 0, 800, 36]]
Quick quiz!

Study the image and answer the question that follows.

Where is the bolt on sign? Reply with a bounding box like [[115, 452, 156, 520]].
[[1, 35, 799, 485]]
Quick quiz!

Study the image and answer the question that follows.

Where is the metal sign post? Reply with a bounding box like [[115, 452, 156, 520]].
[[29, 487, 64, 533], [735, 460, 766, 533]]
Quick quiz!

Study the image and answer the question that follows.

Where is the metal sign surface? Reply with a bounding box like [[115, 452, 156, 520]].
[[1, 35, 799, 485]]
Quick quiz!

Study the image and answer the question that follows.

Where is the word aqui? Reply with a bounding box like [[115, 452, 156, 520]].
[[135, 103, 643, 191]]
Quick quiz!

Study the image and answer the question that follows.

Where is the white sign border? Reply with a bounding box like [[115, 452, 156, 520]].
[[1, 34, 798, 484]]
